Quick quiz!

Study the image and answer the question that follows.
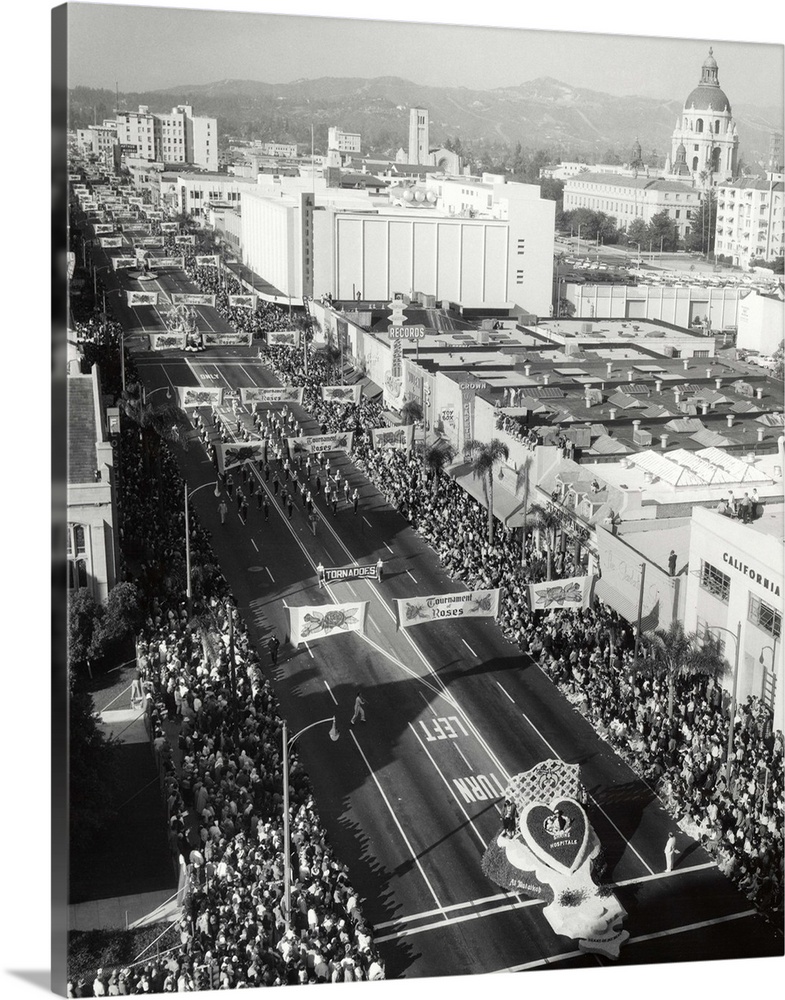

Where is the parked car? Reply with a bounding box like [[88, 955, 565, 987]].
[[752, 355, 779, 371]]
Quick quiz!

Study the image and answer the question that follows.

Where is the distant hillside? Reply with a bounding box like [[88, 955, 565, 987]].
[[68, 75, 782, 167]]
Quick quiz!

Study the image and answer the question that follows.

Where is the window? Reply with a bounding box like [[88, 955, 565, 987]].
[[749, 595, 781, 638], [700, 561, 730, 603]]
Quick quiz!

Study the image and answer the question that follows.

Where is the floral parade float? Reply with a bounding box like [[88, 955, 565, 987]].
[[482, 759, 629, 960]]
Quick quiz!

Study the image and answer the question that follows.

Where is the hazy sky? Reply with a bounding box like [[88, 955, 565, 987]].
[[66, 1, 785, 110]]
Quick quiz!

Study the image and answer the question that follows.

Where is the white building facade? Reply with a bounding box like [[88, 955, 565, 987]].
[[715, 177, 784, 267], [328, 128, 361, 154], [563, 173, 702, 239], [116, 105, 218, 171]]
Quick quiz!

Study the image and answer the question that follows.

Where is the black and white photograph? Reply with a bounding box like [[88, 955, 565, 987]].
[[10, 1, 785, 998]]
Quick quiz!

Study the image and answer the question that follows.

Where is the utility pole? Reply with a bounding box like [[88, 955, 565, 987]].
[[633, 562, 646, 669]]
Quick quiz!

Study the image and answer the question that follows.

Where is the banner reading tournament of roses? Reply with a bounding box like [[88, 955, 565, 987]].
[[287, 432, 354, 456], [127, 290, 159, 306], [321, 385, 362, 404], [111, 257, 137, 270], [229, 294, 257, 309], [241, 387, 304, 405], [267, 330, 301, 347], [93, 223, 115, 234], [156, 257, 186, 268], [395, 589, 501, 629], [177, 386, 224, 409], [289, 602, 369, 646], [171, 293, 216, 307], [201, 331, 254, 347], [216, 442, 266, 474], [527, 576, 595, 611], [371, 425, 414, 451]]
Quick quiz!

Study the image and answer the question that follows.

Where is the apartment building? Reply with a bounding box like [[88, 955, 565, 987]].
[[714, 175, 784, 267], [115, 105, 218, 171]]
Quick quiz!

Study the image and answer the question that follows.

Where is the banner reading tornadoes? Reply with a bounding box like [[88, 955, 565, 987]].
[[289, 602, 369, 646], [241, 387, 304, 405], [321, 384, 362, 404], [216, 442, 266, 474], [177, 386, 224, 409], [286, 432, 354, 457], [527, 576, 595, 611], [395, 589, 501, 629], [321, 564, 380, 583], [371, 425, 414, 451]]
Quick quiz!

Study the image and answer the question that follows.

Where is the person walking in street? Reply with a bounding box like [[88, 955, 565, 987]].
[[248, 475, 255, 495], [287, 496, 294, 519], [343, 478, 350, 502], [273, 473, 280, 496], [352, 488, 359, 515], [376, 557, 383, 581], [331, 494, 338, 516], [226, 474, 234, 499], [315, 473, 322, 496], [236, 489, 243, 512], [264, 462, 270, 482], [324, 479, 332, 506], [263, 497, 270, 521], [664, 831, 679, 871], [269, 634, 280, 665], [240, 497, 249, 522], [351, 691, 366, 724], [218, 500, 228, 525], [257, 491, 263, 511]]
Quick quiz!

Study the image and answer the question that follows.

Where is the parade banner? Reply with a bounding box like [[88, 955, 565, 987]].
[[99, 237, 123, 248], [175, 234, 197, 244], [395, 589, 501, 629], [195, 255, 219, 267], [171, 293, 216, 307], [69, 174, 83, 182], [527, 576, 595, 611], [241, 387, 304, 405], [150, 332, 186, 350], [288, 602, 369, 646], [216, 442, 266, 473], [111, 256, 137, 270], [93, 223, 115, 234], [135, 237, 164, 248], [200, 331, 253, 347], [129, 196, 144, 206], [229, 294, 257, 309], [321, 564, 380, 583], [321, 384, 362, 405], [287, 432, 354, 456], [127, 290, 159, 306], [371, 424, 414, 452], [178, 386, 224, 409], [267, 330, 301, 347], [155, 257, 186, 268], [146, 210, 164, 220], [160, 222, 180, 232]]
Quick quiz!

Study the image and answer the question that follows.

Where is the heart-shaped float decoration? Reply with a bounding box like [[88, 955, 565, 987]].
[[518, 798, 590, 876]]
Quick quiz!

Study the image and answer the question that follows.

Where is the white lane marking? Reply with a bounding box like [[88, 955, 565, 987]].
[[363, 516, 372, 527], [375, 899, 537, 944], [495, 909, 759, 973], [346, 583, 358, 597], [418, 691, 437, 716], [251, 539, 259, 552], [496, 682, 515, 704], [517, 705, 655, 876], [406, 570, 417, 583], [374, 891, 514, 930], [461, 638, 477, 657], [304, 641, 314, 659], [384, 542, 394, 554], [265, 567, 275, 582], [323, 680, 337, 706], [349, 729, 447, 918], [369, 618, 381, 633], [454, 744, 473, 770], [407, 723, 487, 848]]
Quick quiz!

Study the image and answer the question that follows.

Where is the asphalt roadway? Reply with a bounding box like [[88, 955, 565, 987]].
[[99, 238, 782, 979]]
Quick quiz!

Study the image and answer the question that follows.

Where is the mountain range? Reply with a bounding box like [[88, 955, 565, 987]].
[[69, 75, 782, 166]]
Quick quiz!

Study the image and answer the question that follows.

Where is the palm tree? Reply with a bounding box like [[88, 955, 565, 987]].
[[424, 440, 456, 495], [119, 382, 191, 481], [463, 438, 509, 545], [639, 621, 726, 720], [314, 343, 341, 384], [400, 399, 423, 425], [513, 456, 533, 567], [528, 502, 561, 580]]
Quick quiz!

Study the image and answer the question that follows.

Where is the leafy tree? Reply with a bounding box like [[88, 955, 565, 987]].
[[313, 343, 341, 384], [539, 178, 564, 204], [463, 438, 509, 545], [424, 440, 456, 495], [625, 218, 648, 248], [646, 210, 680, 253], [68, 589, 104, 669], [69, 665, 119, 850], [772, 340, 785, 380], [91, 582, 144, 663], [685, 190, 717, 255], [639, 621, 726, 720], [119, 382, 190, 482]]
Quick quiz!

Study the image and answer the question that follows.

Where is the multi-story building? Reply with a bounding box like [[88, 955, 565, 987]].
[[76, 122, 118, 160], [174, 172, 257, 220], [563, 173, 702, 239], [258, 141, 298, 159], [714, 175, 784, 268], [67, 366, 119, 603], [240, 172, 555, 313], [115, 105, 217, 171], [328, 128, 361, 154]]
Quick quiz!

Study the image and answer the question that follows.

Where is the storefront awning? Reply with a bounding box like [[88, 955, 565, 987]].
[[450, 463, 530, 528]]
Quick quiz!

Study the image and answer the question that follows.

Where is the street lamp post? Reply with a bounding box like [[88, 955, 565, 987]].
[[707, 621, 742, 784], [282, 717, 339, 932], [184, 480, 221, 611]]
